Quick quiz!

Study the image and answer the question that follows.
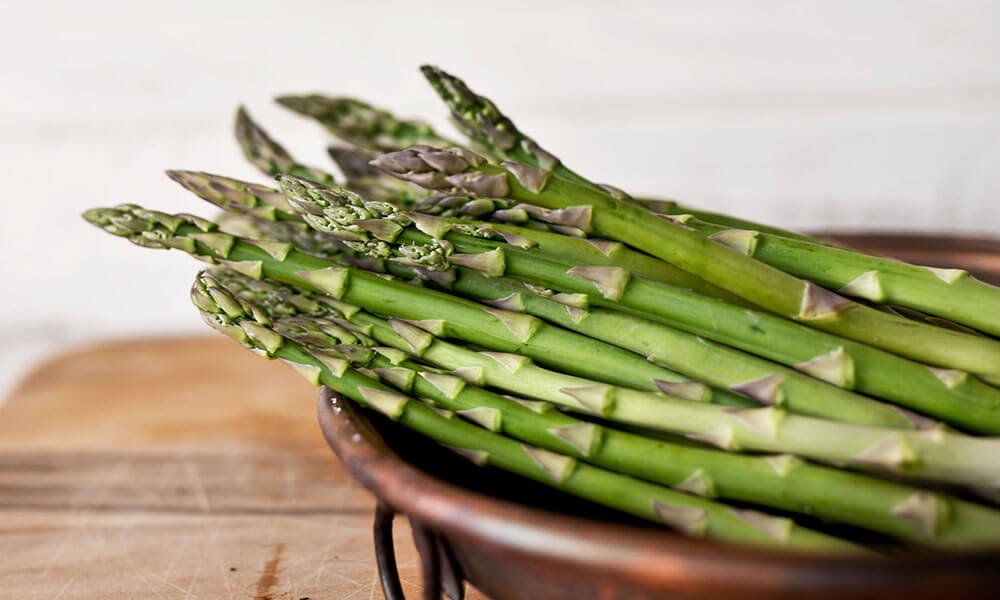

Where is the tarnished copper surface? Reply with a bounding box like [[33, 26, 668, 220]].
[[317, 233, 1000, 600]]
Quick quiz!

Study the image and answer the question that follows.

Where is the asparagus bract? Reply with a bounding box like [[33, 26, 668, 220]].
[[234, 107, 337, 185], [276, 95, 458, 152]]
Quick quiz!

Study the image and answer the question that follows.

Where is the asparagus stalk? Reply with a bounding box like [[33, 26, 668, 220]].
[[295, 314, 1000, 491], [276, 81, 820, 249], [325, 145, 432, 206], [236, 108, 433, 208], [191, 271, 854, 551], [275, 94, 459, 152], [81, 206, 1000, 490], [234, 107, 337, 185], [474, 211, 980, 334], [213, 268, 1000, 547], [271, 74, 822, 250], [82, 204, 739, 401], [214, 214, 342, 261], [327, 145, 383, 179], [371, 144, 1000, 377], [277, 174, 1000, 433], [211, 184, 1000, 437], [278, 178, 910, 428], [351, 321, 1000, 490], [419, 65, 824, 244], [668, 213, 1000, 337], [171, 167, 744, 303], [165, 170, 298, 223]]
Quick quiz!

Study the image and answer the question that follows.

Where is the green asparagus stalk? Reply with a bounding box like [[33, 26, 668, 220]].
[[325, 144, 433, 206], [291, 314, 1000, 491], [326, 145, 383, 179], [667, 213, 1000, 337], [278, 178, 910, 428], [275, 82, 818, 250], [207, 186, 1000, 438], [402, 193, 758, 302], [169, 167, 744, 303], [371, 144, 1000, 376], [419, 65, 824, 244], [234, 107, 337, 185], [404, 194, 983, 335], [351, 321, 1000, 490], [82, 205, 1000, 489], [400, 188, 998, 334], [212, 268, 1000, 547], [82, 204, 740, 401], [191, 270, 855, 552], [165, 170, 298, 223], [272, 76, 824, 252], [236, 107, 432, 208], [276, 174, 1000, 433], [275, 95, 459, 152], [214, 214, 342, 261]]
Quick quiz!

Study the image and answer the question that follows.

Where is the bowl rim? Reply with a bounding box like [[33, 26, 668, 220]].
[[317, 388, 1000, 592]]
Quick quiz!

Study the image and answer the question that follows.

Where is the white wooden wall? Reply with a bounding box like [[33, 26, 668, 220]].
[[1, 0, 998, 395]]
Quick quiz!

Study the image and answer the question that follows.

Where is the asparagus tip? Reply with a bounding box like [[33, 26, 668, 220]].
[[274, 94, 306, 112]]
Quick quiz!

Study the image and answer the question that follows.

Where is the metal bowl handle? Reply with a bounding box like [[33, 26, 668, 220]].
[[373, 502, 466, 600]]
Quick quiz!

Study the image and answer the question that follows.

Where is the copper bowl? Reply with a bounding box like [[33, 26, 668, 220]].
[[317, 232, 1000, 600]]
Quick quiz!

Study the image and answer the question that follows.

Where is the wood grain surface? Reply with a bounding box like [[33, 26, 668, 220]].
[[0, 336, 485, 599]]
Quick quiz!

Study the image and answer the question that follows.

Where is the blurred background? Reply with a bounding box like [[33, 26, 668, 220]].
[[1, 0, 998, 397]]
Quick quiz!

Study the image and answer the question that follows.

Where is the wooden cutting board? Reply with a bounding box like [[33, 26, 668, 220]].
[[0, 336, 486, 599]]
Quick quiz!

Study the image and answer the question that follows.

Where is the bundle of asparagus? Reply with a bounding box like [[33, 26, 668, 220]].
[[84, 66, 1000, 553]]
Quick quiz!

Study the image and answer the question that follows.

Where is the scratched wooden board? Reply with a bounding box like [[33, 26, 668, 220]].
[[0, 336, 487, 599]]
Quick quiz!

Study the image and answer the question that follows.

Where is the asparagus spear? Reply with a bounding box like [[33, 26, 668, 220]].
[[666, 214, 1000, 337], [411, 190, 990, 334], [275, 95, 459, 152], [82, 205, 1000, 489], [278, 178, 913, 427], [165, 170, 298, 223], [208, 180, 1000, 436], [191, 171, 1000, 433], [212, 268, 1000, 547], [170, 166, 744, 303], [191, 270, 854, 551], [82, 204, 738, 401], [371, 144, 1000, 377], [327, 145, 383, 179], [275, 82, 821, 251], [277, 174, 1000, 433], [234, 107, 436, 210], [419, 65, 825, 244], [234, 106, 337, 185], [400, 193, 980, 335]]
